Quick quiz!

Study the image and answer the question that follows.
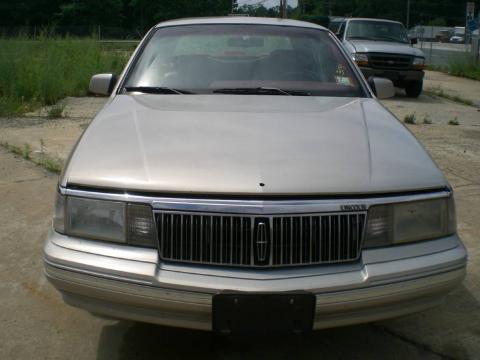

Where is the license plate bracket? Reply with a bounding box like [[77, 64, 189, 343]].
[[212, 292, 316, 335]]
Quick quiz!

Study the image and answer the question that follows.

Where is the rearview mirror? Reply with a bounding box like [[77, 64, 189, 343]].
[[228, 37, 264, 48], [368, 77, 395, 99], [89, 73, 117, 96]]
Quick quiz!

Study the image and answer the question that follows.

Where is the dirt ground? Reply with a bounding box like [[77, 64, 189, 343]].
[[1, 71, 479, 359]]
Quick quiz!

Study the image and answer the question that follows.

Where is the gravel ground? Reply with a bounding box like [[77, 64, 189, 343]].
[[1, 71, 479, 359]]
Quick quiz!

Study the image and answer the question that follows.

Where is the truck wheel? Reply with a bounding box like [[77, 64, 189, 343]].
[[405, 80, 423, 98]]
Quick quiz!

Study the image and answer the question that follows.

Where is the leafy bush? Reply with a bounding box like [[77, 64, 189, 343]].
[[0, 35, 129, 116], [404, 113, 416, 124]]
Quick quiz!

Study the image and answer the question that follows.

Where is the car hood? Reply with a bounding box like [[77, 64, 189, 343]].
[[348, 40, 424, 57], [62, 94, 447, 195]]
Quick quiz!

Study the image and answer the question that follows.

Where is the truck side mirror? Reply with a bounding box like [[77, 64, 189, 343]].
[[410, 37, 418, 45]]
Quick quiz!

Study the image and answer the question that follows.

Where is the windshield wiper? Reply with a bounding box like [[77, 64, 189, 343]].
[[372, 36, 408, 43], [348, 36, 376, 41], [124, 86, 194, 94], [213, 87, 310, 96]]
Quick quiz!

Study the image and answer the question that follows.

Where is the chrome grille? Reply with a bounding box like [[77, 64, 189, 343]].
[[157, 212, 366, 267], [368, 53, 412, 70]]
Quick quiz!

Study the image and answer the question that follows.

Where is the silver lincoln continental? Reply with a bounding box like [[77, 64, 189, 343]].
[[44, 17, 467, 334]]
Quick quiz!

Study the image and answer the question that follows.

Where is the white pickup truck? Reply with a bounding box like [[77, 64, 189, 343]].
[[333, 18, 425, 98]]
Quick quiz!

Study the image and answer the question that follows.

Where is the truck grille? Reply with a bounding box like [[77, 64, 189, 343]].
[[368, 53, 412, 70], [156, 212, 366, 267]]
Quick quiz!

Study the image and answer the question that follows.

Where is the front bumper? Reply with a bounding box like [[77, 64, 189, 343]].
[[359, 67, 424, 84], [44, 229, 467, 331]]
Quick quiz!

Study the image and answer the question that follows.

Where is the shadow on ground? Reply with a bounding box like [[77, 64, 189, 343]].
[[96, 322, 438, 360], [94, 285, 480, 360]]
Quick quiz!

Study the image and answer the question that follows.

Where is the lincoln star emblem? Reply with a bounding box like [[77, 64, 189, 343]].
[[255, 220, 269, 263]]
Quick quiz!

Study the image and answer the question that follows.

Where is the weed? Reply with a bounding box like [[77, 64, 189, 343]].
[[23, 143, 31, 160], [423, 115, 432, 124], [0, 141, 63, 173], [448, 117, 460, 126], [425, 87, 474, 107], [34, 156, 63, 174], [1, 142, 22, 156], [47, 104, 65, 118], [404, 113, 416, 124]]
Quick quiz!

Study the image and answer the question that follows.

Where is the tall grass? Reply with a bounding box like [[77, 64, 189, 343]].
[[0, 35, 129, 116], [447, 57, 480, 81], [429, 55, 480, 81]]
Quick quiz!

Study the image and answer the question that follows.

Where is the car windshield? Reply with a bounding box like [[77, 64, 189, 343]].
[[347, 20, 409, 44], [124, 24, 363, 97]]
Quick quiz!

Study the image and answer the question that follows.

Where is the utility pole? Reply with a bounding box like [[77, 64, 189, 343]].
[[279, 0, 287, 19], [406, 0, 411, 29]]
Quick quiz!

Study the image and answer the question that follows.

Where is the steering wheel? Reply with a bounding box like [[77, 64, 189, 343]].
[[280, 70, 320, 81]]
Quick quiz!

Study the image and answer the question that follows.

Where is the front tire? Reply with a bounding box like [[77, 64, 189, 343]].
[[405, 80, 423, 98]]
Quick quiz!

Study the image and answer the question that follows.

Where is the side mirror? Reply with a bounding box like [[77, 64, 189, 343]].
[[368, 77, 395, 99], [410, 37, 418, 45], [89, 74, 117, 96]]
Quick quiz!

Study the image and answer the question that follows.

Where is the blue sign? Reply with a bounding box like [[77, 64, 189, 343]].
[[467, 19, 479, 32]]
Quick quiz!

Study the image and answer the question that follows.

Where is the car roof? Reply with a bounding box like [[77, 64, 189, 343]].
[[154, 16, 327, 31], [346, 18, 403, 25]]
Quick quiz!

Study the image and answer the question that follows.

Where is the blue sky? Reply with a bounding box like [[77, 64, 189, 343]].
[[238, 0, 299, 8]]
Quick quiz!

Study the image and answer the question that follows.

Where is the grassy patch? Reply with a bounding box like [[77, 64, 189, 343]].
[[425, 87, 475, 107], [447, 58, 480, 81], [1, 141, 63, 173], [33, 156, 63, 174], [403, 113, 416, 124], [429, 57, 480, 81], [0, 36, 129, 116]]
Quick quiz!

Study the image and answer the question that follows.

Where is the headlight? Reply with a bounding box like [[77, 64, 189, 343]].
[[412, 57, 425, 69], [67, 197, 126, 242], [352, 53, 369, 66], [53, 193, 157, 247], [364, 196, 456, 248]]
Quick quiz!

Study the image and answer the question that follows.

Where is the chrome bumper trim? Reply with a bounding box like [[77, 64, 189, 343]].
[[45, 260, 465, 331]]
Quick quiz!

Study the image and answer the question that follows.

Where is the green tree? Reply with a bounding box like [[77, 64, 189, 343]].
[[57, 0, 124, 26]]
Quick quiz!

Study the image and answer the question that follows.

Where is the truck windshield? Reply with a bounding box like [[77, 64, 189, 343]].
[[347, 20, 409, 44], [124, 24, 364, 97]]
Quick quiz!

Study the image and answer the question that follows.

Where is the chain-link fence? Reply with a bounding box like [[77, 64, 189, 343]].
[[409, 25, 478, 67]]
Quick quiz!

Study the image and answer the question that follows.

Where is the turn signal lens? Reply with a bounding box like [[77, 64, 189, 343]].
[[412, 57, 425, 70], [126, 203, 156, 247], [353, 53, 369, 67], [53, 191, 66, 234]]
